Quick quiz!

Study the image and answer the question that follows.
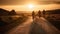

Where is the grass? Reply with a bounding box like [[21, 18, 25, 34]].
[[0, 15, 28, 34], [45, 16, 60, 30]]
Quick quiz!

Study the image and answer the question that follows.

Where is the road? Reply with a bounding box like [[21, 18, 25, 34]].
[[6, 16, 60, 34]]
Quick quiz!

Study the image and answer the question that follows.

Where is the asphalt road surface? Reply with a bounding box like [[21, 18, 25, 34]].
[[6, 16, 60, 34]]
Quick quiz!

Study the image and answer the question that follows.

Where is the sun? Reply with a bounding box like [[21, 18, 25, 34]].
[[28, 4, 34, 9]]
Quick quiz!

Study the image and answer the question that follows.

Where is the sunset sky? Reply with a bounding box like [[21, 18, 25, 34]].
[[0, 0, 60, 11]]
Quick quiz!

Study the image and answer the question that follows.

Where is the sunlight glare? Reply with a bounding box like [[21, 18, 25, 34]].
[[28, 4, 34, 9]]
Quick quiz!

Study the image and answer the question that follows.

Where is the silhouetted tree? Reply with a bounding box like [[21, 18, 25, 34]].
[[9, 9, 16, 15], [0, 8, 9, 16]]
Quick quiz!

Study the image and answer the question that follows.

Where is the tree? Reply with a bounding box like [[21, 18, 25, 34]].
[[10, 9, 16, 15]]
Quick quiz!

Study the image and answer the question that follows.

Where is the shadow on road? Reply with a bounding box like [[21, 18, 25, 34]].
[[29, 20, 46, 34]]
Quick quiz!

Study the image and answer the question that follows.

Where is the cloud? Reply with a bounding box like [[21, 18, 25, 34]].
[[0, 0, 26, 5], [37, 0, 60, 4], [0, 0, 60, 5]]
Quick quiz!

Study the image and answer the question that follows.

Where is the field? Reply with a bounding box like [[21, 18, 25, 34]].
[[45, 14, 60, 30], [0, 14, 28, 34]]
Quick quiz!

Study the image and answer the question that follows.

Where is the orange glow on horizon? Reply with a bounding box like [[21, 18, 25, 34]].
[[0, 4, 60, 12]]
